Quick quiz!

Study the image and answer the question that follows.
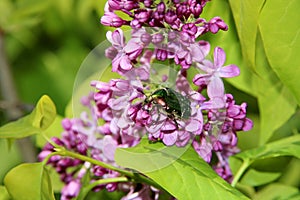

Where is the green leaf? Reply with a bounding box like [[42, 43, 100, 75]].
[[200, 0, 255, 95], [259, 0, 300, 106], [31, 95, 57, 130], [254, 32, 297, 144], [235, 134, 300, 161], [229, 0, 265, 70], [240, 169, 281, 187], [36, 115, 63, 148], [253, 183, 299, 200], [0, 186, 11, 200], [0, 95, 56, 139], [4, 163, 55, 200], [115, 139, 248, 200], [257, 83, 297, 144]]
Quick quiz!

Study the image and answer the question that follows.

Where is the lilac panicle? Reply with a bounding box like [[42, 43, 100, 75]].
[[39, 0, 254, 198]]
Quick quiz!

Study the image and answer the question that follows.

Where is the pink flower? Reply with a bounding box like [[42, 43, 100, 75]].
[[193, 47, 240, 108], [106, 29, 143, 74]]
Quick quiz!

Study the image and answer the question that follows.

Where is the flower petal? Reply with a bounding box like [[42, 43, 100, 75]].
[[214, 47, 226, 68], [102, 135, 118, 161], [162, 131, 178, 146], [120, 56, 132, 70], [185, 119, 202, 132], [219, 64, 240, 78], [207, 76, 224, 98], [111, 28, 125, 47], [193, 73, 210, 86]]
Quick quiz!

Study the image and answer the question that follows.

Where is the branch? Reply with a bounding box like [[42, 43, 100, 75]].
[[0, 30, 37, 162]]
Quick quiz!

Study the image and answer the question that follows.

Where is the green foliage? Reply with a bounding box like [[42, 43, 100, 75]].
[[115, 139, 248, 200], [35, 115, 63, 148], [229, 135, 300, 198], [0, 0, 50, 33], [0, 95, 56, 139], [0, 186, 10, 200], [259, 0, 300, 106], [253, 183, 300, 200], [240, 169, 281, 187], [4, 163, 55, 200], [203, 0, 300, 145], [235, 134, 300, 161]]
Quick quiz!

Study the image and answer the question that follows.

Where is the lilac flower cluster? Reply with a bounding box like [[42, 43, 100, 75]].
[[39, 92, 162, 199], [102, 0, 227, 35], [38, 0, 254, 199]]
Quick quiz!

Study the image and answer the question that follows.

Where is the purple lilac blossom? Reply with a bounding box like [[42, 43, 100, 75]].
[[192, 94, 253, 182], [101, 0, 228, 71], [101, 0, 226, 35], [106, 29, 143, 74], [39, 0, 254, 198], [193, 47, 240, 109]]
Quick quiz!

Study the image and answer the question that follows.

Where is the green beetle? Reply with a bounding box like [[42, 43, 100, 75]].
[[144, 87, 191, 123]]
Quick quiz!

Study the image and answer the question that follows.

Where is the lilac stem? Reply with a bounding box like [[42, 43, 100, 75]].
[[231, 158, 251, 187]]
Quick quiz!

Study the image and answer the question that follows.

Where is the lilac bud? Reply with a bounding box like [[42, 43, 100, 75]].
[[190, 3, 202, 18], [143, 0, 153, 7], [242, 118, 253, 131], [61, 180, 81, 199], [157, 2, 166, 14], [108, 0, 121, 10], [108, 0, 138, 11], [135, 9, 151, 23], [140, 33, 152, 45], [105, 46, 118, 60], [165, 9, 178, 24], [152, 33, 164, 44], [130, 19, 142, 28], [176, 4, 190, 19], [110, 79, 130, 92], [182, 23, 198, 37], [101, 12, 126, 28], [153, 11, 164, 20], [168, 31, 178, 42], [208, 17, 228, 34], [155, 48, 168, 61], [92, 166, 108, 177], [106, 183, 118, 192], [123, 0, 139, 11], [37, 150, 52, 162]]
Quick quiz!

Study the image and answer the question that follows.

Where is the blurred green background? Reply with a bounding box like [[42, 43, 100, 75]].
[[0, 0, 108, 187]]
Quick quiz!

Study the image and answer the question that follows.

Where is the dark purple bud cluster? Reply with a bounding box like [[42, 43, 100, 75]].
[[101, 0, 227, 36]]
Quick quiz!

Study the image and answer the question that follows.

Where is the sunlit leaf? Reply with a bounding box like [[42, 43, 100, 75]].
[[35, 115, 64, 148], [200, 0, 258, 96], [240, 169, 281, 187], [254, 32, 297, 144], [0, 95, 56, 139], [257, 83, 297, 144], [228, 0, 265, 70], [234, 134, 300, 161], [31, 95, 57, 130], [0, 185, 11, 200], [259, 0, 300, 105], [253, 183, 299, 200], [115, 139, 248, 200], [4, 163, 55, 200]]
